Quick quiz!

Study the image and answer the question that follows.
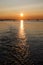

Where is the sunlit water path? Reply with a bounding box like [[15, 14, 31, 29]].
[[16, 20, 33, 65]]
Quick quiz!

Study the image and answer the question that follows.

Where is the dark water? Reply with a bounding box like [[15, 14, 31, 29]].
[[0, 20, 43, 65]]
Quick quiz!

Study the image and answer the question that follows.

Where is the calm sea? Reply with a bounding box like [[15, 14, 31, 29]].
[[0, 20, 43, 65]]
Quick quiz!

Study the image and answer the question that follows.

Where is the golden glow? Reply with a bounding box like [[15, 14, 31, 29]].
[[19, 20, 25, 39], [18, 20, 26, 46], [20, 13, 24, 17], [19, 20, 25, 38], [20, 20, 24, 30]]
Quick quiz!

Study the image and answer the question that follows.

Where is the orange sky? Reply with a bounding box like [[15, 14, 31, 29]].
[[0, 13, 43, 20], [0, 0, 43, 19]]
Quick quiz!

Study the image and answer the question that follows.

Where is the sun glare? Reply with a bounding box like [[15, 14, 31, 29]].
[[20, 13, 24, 17], [20, 20, 24, 29], [19, 20, 25, 39]]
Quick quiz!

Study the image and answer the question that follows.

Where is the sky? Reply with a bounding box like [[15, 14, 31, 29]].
[[0, 0, 43, 19]]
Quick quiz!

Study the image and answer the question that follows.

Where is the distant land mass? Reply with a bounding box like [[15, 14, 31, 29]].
[[0, 19, 43, 21]]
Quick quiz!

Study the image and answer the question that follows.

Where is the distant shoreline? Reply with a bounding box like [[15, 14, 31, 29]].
[[0, 19, 43, 21]]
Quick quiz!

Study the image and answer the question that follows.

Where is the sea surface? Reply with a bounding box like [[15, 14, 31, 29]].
[[0, 20, 43, 65]]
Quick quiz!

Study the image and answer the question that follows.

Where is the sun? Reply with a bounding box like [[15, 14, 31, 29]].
[[20, 13, 24, 17]]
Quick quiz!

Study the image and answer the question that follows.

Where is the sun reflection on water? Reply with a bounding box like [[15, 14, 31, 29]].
[[19, 20, 25, 39], [18, 20, 26, 46], [20, 20, 24, 30]]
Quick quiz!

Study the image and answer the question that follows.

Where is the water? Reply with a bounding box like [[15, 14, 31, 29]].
[[0, 20, 43, 65]]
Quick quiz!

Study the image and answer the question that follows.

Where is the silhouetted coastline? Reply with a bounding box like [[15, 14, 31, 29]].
[[0, 19, 43, 22]]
